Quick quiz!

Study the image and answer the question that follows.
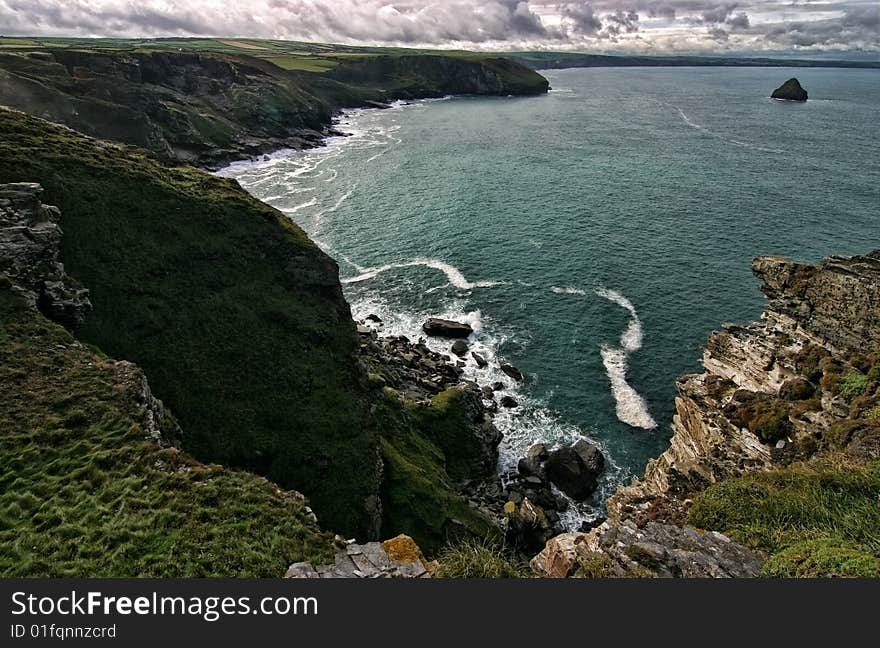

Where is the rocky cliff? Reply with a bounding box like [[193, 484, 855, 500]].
[[0, 48, 547, 168], [533, 250, 880, 578], [326, 54, 550, 98], [0, 183, 91, 329]]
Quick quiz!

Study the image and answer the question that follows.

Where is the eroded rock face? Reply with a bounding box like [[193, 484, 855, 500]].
[[753, 252, 880, 352], [0, 183, 91, 328], [285, 534, 433, 579]]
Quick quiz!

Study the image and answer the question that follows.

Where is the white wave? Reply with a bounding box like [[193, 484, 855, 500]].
[[600, 346, 657, 430], [594, 287, 655, 428], [283, 198, 317, 215], [550, 286, 587, 296], [594, 287, 641, 352], [342, 258, 501, 291], [673, 106, 782, 155], [313, 188, 354, 226]]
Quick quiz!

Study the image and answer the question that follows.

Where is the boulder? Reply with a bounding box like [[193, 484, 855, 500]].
[[530, 533, 584, 578], [500, 363, 524, 382], [422, 317, 473, 338], [771, 78, 808, 101], [451, 340, 469, 357], [365, 313, 383, 324], [500, 395, 519, 409], [546, 440, 606, 500], [504, 497, 554, 552], [471, 352, 488, 368], [517, 443, 548, 479], [491, 381, 506, 391]]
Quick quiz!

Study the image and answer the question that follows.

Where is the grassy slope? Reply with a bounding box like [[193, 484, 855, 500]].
[[373, 391, 494, 554], [0, 109, 378, 536], [0, 278, 337, 577], [688, 351, 880, 577]]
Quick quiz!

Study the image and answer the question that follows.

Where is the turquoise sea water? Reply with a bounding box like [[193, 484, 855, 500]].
[[220, 67, 880, 526]]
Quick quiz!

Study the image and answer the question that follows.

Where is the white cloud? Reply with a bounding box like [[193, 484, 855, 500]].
[[0, 0, 877, 52]]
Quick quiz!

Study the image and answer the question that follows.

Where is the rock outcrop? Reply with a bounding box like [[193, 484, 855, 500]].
[[286, 535, 434, 579], [531, 521, 762, 578], [771, 78, 808, 101], [545, 440, 606, 500], [0, 183, 91, 328], [533, 249, 880, 577]]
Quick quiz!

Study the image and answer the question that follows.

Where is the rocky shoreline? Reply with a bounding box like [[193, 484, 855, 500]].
[[531, 250, 880, 578], [356, 312, 610, 553]]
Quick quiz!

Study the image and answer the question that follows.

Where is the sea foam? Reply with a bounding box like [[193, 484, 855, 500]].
[[342, 258, 501, 291], [594, 287, 656, 429]]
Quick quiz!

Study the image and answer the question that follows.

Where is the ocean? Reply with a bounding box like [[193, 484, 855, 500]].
[[219, 66, 880, 526]]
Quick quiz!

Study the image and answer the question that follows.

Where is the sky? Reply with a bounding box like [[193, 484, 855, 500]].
[[1, 1, 878, 54]]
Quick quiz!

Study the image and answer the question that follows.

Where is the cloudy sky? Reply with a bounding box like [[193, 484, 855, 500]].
[[1, 1, 878, 53]]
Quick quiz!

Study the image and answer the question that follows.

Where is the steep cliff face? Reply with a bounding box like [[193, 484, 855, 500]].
[[0, 49, 332, 168], [533, 250, 880, 578], [0, 110, 382, 537], [0, 274, 338, 577], [326, 54, 550, 98], [0, 49, 548, 168]]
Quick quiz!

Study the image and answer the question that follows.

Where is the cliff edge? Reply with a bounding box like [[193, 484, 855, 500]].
[[533, 250, 880, 578]]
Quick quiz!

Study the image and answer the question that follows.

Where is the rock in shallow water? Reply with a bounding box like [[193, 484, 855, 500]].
[[422, 317, 473, 338], [500, 363, 524, 382], [546, 440, 605, 500], [451, 340, 469, 357]]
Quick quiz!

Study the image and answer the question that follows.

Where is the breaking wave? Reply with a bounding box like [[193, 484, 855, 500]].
[[342, 258, 501, 291]]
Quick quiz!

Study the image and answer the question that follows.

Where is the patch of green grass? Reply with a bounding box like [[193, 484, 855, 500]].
[[839, 372, 869, 398], [373, 392, 494, 554], [435, 538, 529, 578], [265, 55, 338, 72], [688, 457, 880, 577], [0, 284, 336, 576], [762, 537, 880, 578], [0, 109, 378, 536]]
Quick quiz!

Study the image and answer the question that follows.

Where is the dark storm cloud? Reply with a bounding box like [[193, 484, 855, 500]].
[[0, 1, 876, 51]]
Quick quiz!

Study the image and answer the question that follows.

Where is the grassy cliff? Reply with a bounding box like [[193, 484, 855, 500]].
[[0, 108, 380, 537], [0, 277, 337, 577], [0, 43, 548, 167]]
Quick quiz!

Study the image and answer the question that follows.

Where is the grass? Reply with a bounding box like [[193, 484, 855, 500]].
[[0, 281, 337, 576], [434, 538, 529, 578], [0, 109, 379, 536], [373, 391, 495, 554], [688, 456, 880, 577], [264, 55, 339, 72]]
